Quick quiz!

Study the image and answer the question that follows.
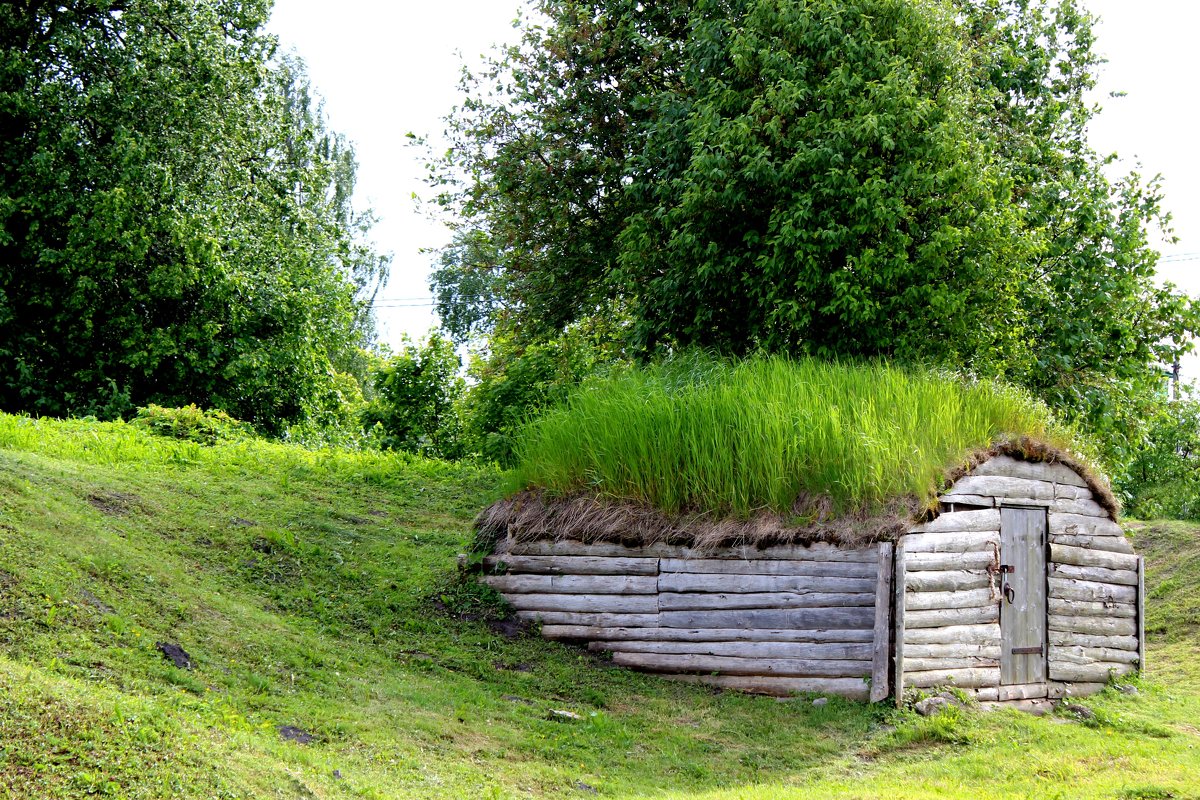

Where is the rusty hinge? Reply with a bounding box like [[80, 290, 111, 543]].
[[1010, 645, 1044, 656]]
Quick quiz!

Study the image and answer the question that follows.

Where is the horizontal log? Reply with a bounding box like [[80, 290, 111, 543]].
[[658, 592, 875, 611], [905, 588, 996, 612], [1048, 631, 1138, 651], [1051, 498, 1108, 517], [937, 494, 995, 508], [1048, 598, 1136, 618], [909, 509, 1000, 534], [903, 623, 1000, 646], [509, 540, 678, 558], [905, 551, 997, 572], [1050, 544, 1139, 573], [997, 683, 1049, 701], [659, 560, 877, 580], [905, 570, 992, 593], [540, 626, 875, 643], [1048, 615, 1137, 637], [483, 574, 658, 595], [1048, 681, 1107, 698], [971, 455, 1088, 487], [949, 475, 1053, 502], [516, 610, 659, 627], [510, 540, 874, 561], [659, 608, 874, 631], [505, 593, 658, 614], [903, 657, 1000, 672], [664, 673, 870, 700], [1054, 484, 1093, 501], [905, 606, 999, 629], [974, 687, 999, 701], [1048, 577, 1136, 604], [1048, 534, 1135, 555], [1049, 514, 1123, 538], [589, 640, 874, 660], [904, 667, 1000, 689], [658, 573, 875, 594], [484, 555, 658, 576], [611, 652, 871, 678], [903, 531, 999, 555], [1047, 645, 1140, 666], [904, 643, 1001, 659], [1049, 563, 1138, 587], [1048, 662, 1136, 684]]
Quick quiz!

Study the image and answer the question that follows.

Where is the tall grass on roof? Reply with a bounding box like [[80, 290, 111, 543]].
[[507, 354, 1082, 517]]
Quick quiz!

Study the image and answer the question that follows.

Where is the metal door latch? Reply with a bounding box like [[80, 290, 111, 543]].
[[1011, 645, 1044, 656]]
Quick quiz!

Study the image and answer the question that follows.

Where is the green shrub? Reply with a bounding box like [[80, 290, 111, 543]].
[[130, 404, 254, 446]]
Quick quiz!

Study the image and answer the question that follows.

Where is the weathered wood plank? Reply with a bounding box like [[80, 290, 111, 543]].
[[484, 555, 659, 576], [1049, 544, 1139, 572], [1048, 514, 1123, 538], [483, 574, 659, 595], [892, 539, 906, 708], [904, 657, 1000, 672], [948, 475, 1054, 502], [657, 573, 875, 594], [904, 623, 1000, 646], [540, 626, 875, 643], [1048, 681, 1107, 698], [658, 592, 875, 611], [1048, 577, 1137, 604], [658, 559, 877, 579], [905, 570, 992, 593], [971, 455, 1088, 487], [1048, 631, 1138, 651], [611, 652, 872, 678], [1048, 615, 1137, 637], [660, 607, 874, 631], [1000, 506, 1047, 686], [1051, 498, 1108, 517], [1054, 484, 1093, 501], [1138, 556, 1145, 675], [904, 667, 1000, 689], [1048, 598, 1136, 619], [1049, 563, 1138, 587], [904, 643, 1001, 659], [589, 640, 874, 660], [937, 494, 995, 508], [871, 542, 893, 703], [665, 674, 870, 700], [909, 509, 1000, 534], [904, 588, 995, 612], [510, 540, 679, 558], [905, 551, 996, 572], [902, 531, 999, 555], [515, 610, 659, 627], [1047, 646, 1140, 665], [505, 593, 658, 614], [974, 687, 999, 701], [1048, 533, 1135, 555], [1048, 662, 1136, 683], [904, 606, 999, 628], [997, 684, 1048, 701]]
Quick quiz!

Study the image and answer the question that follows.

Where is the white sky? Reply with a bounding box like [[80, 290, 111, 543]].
[[268, 0, 1199, 378]]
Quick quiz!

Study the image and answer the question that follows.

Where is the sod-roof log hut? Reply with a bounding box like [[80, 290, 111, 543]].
[[478, 450, 1142, 704]]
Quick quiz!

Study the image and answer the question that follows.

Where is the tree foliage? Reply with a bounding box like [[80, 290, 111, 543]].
[[363, 332, 465, 459], [0, 0, 388, 429]]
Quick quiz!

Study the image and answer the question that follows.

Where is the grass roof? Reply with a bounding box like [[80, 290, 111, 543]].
[[488, 355, 1108, 547]]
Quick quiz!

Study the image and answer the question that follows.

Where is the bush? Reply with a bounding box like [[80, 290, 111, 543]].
[[130, 404, 254, 446], [1125, 395, 1200, 520]]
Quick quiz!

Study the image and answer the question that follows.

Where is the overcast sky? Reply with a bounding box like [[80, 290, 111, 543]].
[[267, 0, 1199, 376]]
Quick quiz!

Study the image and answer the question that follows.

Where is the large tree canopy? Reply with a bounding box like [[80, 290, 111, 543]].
[[0, 0, 387, 428], [430, 0, 1198, 463]]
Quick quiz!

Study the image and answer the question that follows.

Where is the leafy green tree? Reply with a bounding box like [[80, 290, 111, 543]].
[[0, 1, 387, 430], [363, 332, 465, 459]]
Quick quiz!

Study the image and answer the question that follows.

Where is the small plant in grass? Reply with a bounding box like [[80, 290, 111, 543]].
[[131, 404, 254, 446]]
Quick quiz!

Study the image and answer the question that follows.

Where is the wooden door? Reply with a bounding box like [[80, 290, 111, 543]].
[[1000, 507, 1047, 685]]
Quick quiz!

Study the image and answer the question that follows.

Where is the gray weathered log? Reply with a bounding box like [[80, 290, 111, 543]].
[[903, 623, 1000, 646], [905, 551, 997, 572], [947, 475, 1053, 502], [904, 667, 1000, 689], [515, 610, 659, 627], [1048, 645, 1140, 665], [870, 542, 894, 703], [903, 657, 1000, 672], [971, 455, 1088, 487], [1048, 681, 1107, 699], [909, 509, 1000, 534], [904, 588, 996, 612], [1050, 498, 1108, 517], [506, 593, 657, 613], [611, 652, 871, 678], [1048, 534, 1135, 555], [1048, 615, 1137, 637], [589, 640, 874, 660], [658, 558, 876, 579], [539, 626, 875, 643], [1048, 514, 1123, 538], [660, 607, 874, 631], [903, 643, 1001, 659], [1048, 598, 1136, 619], [1050, 544, 1139, 572], [657, 573, 875, 594], [665, 674, 870, 700], [937, 494, 995, 508], [1049, 563, 1138, 587], [905, 606, 999, 629], [1053, 484, 1093, 501], [974, 687, 1000, 701], [1048, 577, 1136, 604], [1048, 631, 1138, 651], [996, 684, 1049, 701], [905, 570, 992, 593], [1048, 662, 1135, 683], [892, 539, 906, 708], [1138, 556, 1145, 675], [484, 555, 659, 576], [902, 531, 999, 554], [484, 574, 659, 595], [511, 540, 678, 558], [658, 591, 875, 611]]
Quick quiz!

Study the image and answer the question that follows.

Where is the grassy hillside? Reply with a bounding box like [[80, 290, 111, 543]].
[[1, 414, 1198, 799]]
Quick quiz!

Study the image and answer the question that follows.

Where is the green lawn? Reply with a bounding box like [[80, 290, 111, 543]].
[[0, 414, 1196, 798]]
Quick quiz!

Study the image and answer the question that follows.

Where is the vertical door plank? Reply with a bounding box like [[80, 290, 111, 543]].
[[1000, 507, 1047, 685]]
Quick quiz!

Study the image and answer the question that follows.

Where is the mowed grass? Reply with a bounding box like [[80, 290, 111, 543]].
[[509, 355, 1085, 517], [0, 413, 1198, 798]]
